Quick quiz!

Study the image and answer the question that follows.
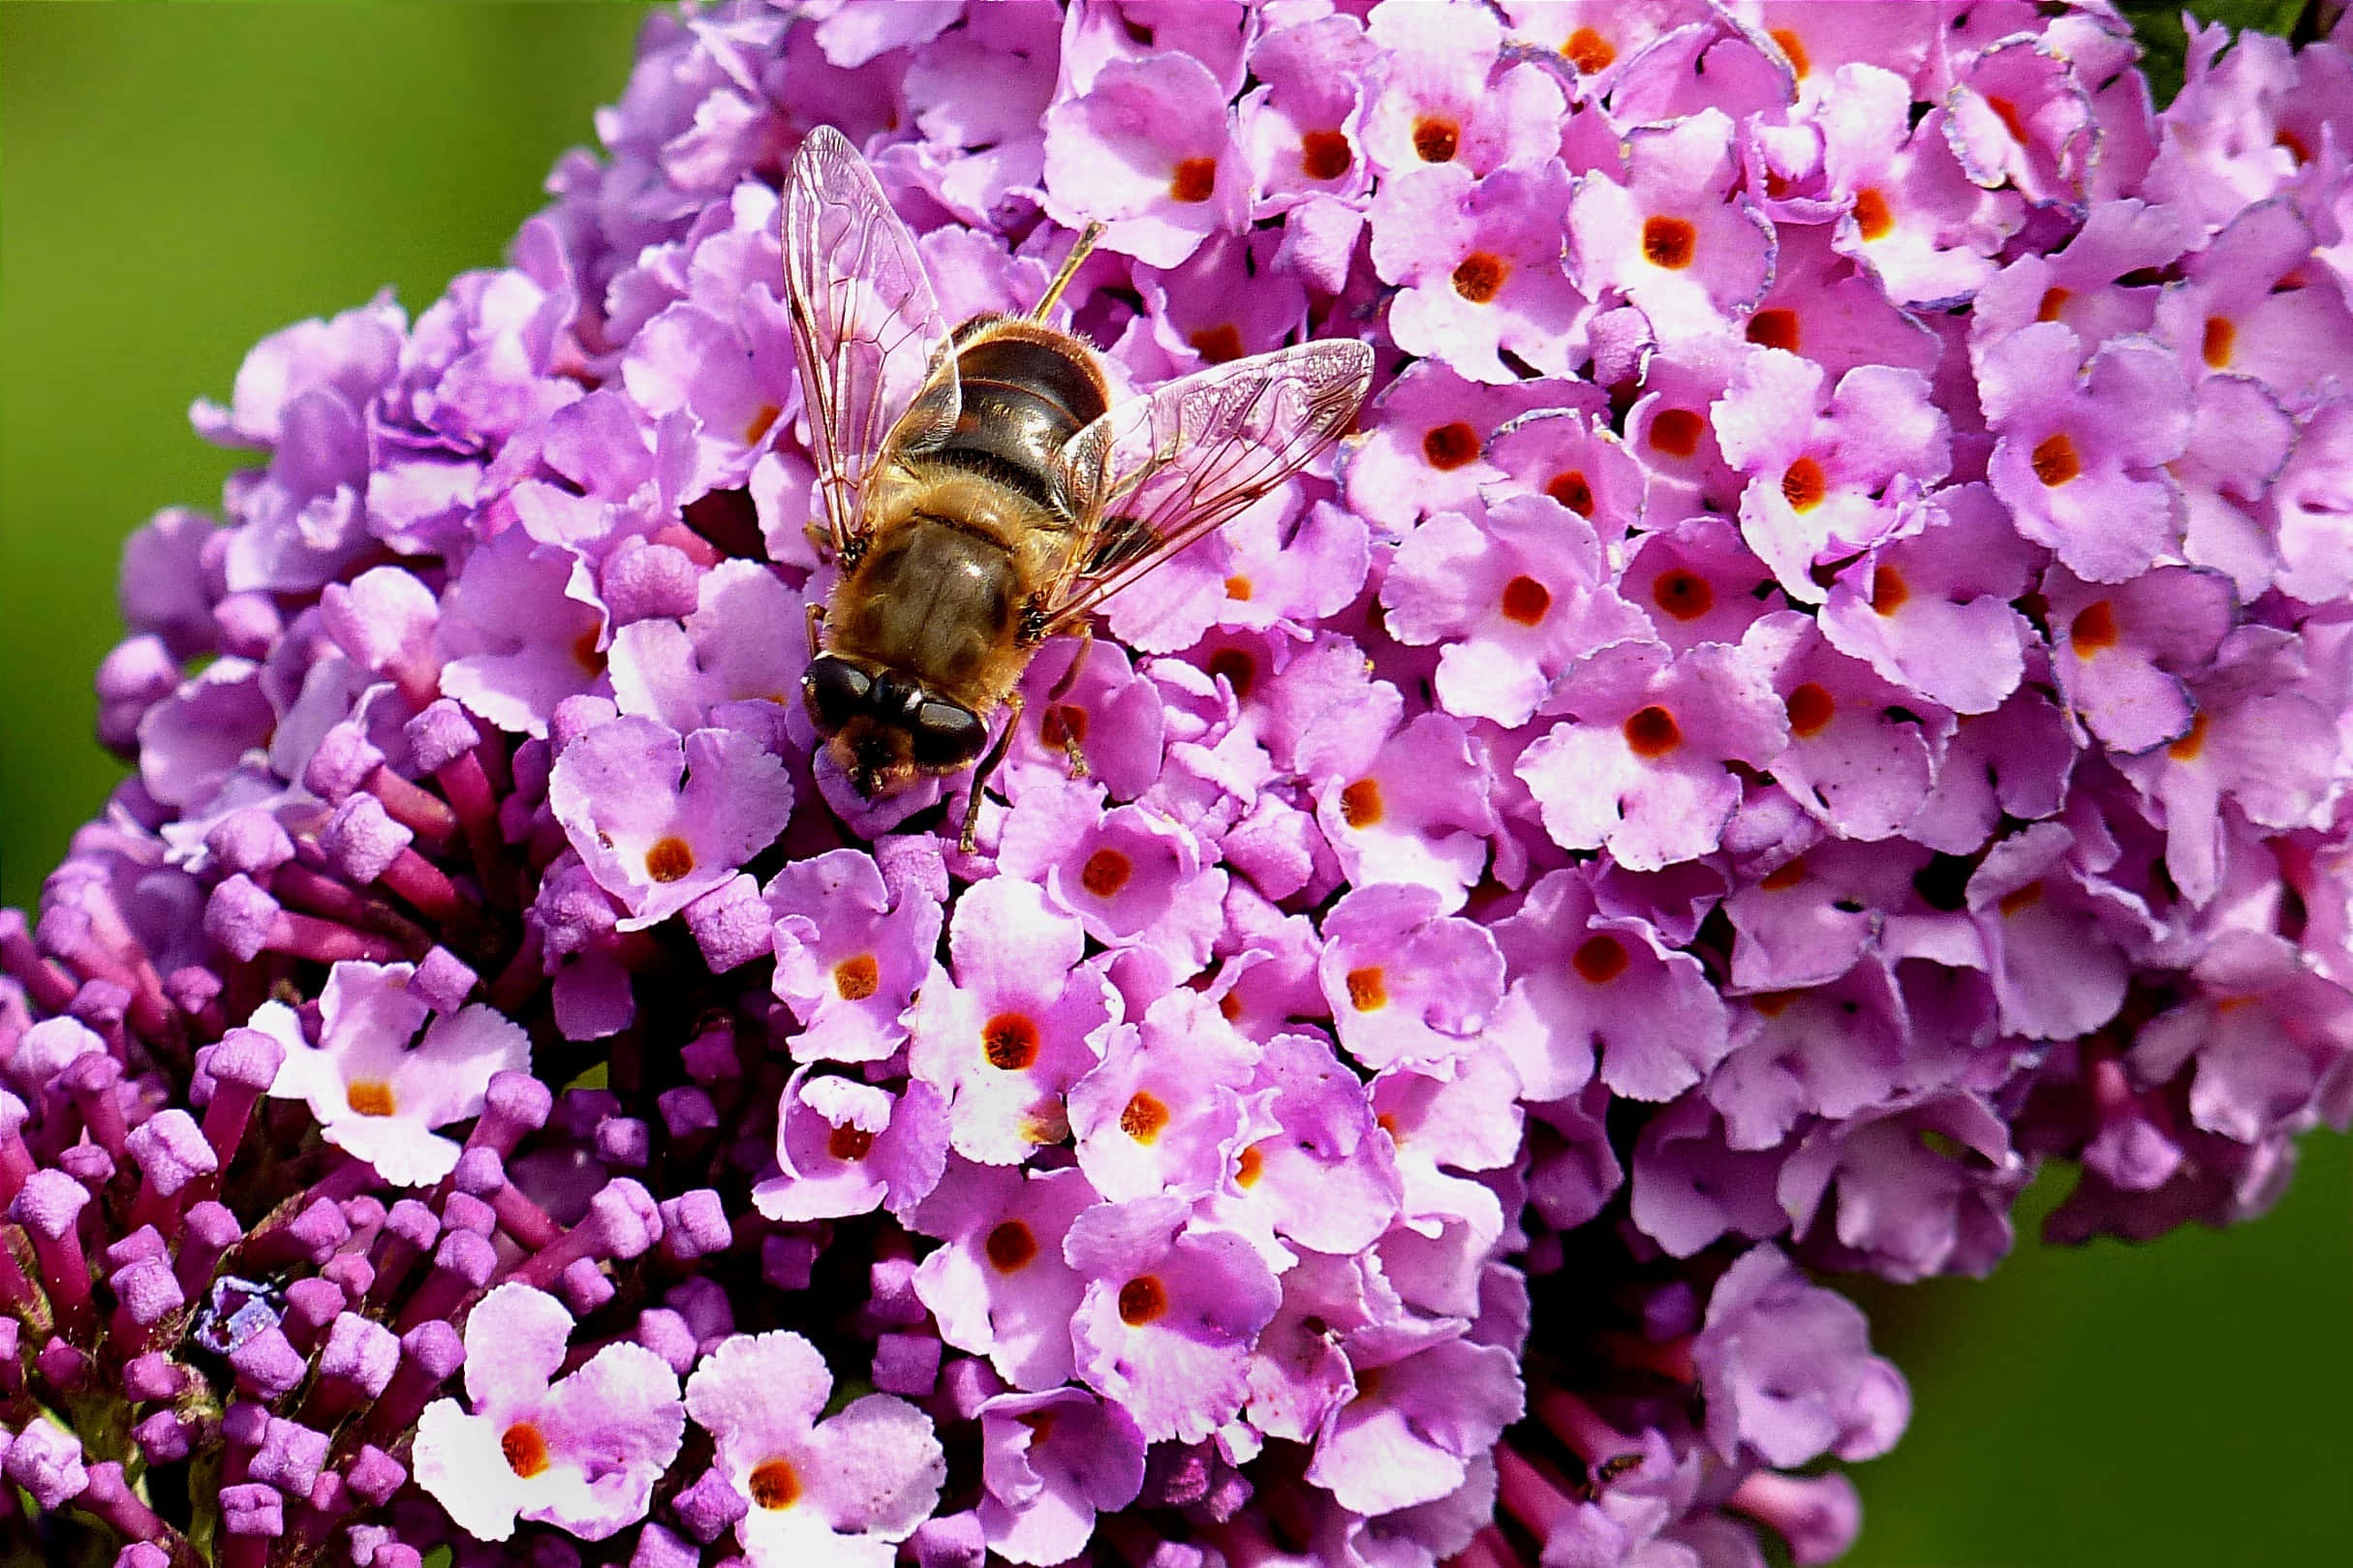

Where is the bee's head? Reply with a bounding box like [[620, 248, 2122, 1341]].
[[804, 655, 988, 796]]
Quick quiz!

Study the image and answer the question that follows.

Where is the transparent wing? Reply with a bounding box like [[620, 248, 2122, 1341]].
[[1042, 339, 1374, 631], [783, 124, 956, 558]]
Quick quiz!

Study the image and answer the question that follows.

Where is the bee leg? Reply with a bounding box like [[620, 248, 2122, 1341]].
[[1045, 625, 1096, 703], [1044, 627, 1095, 780], [960, 691, 1022, 855], [804, 601, 825, 661]]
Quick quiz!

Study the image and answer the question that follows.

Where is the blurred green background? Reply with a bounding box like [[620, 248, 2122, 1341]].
[[0, 6, 2345, 1566]]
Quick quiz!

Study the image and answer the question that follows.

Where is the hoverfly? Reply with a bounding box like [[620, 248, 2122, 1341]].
[[783, 125, 1375, 848]]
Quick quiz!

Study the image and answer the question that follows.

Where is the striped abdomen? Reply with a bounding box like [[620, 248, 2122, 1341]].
[[936, 321, 1110, 511]]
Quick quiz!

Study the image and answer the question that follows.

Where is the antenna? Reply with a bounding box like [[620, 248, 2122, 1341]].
[[1031, 221, 1105, 321]]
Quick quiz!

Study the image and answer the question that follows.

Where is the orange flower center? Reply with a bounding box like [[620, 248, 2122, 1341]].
[[1119, 1091, 1171, 1142], [827, 1122, 875, 1161], [644, 835, 696, 883], [1746, 308, 1799, 351], [985, 1219, 1038, 1272], [1190, 323, 1245, 364], [1771, 27, 1811, 78], [2030, 432, 2080, 486], [2069, 600, 2120, 653], [1339, 778, 1384, 829], [1563, 27, 1616, 74], [1546, 470, 1595, 515], [1623, 705, 1682, 756], [501, 1422, 550, 1478], [1345, 966, 1388, 1011], [1785, 682, 1836, 737], [1080, 848, 1132, 899], [345, 1080, 396, 1118], [1852, 188, 1894, 241], [981, 1012, 1040, 1070], [1572, 934, 1629, 984], [1500, 574, 1552, 627], [1118, 1275, 1169, 1325], [1412, 116, 1460, 163], [1301, 129, 1352, 181], [833, 953, 880, 1001], [1648, 409, 1703, 458], [1169, 157, 1218, 202], [1985, 95, 2029, 143], [1870, 565, 1909, 615], [1652, 569, 1713, 621], [748, 1459, 800, 1510], [1452, 252, 1508, 303], [2201, 316, 2236, 369], [1641, 215, 1697, 269], [1422, 421, 1480, 470], [1780, 456, 1827, 511]]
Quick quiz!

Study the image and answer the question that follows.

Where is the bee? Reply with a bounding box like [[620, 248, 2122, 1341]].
[[783, 125, 1374, 848]]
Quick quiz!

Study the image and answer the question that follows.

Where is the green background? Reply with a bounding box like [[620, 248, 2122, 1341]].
[[1, 6, 2345, 1565]]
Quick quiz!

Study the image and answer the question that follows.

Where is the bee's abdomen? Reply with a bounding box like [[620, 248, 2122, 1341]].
[[939, 329, 1109, 507]]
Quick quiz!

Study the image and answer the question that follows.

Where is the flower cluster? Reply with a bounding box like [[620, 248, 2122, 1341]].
[[7, 3, 2353, 1566]]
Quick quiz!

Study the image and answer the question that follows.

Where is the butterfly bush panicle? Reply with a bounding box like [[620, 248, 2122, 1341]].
[[6, 3, 2353, 1566]]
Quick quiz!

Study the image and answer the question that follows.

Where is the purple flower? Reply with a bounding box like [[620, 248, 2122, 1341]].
[[1713, 349, 1950, 604], [766, 846, 942, 1063], [547, 715, 794, 930], [684, 1330, 945, 1566], [913, 1161, 1098, 1392], [1981, 324, 2195, 584], [1693, 1245, 1909, 1467], [909, 876, 1118, 1164], [1569, 109, 1776, 343], [1373, 161, 1590, 384], [1517, 643, 1790, 872], [13, 6, 2353, 1567], [1043, 52, 1247, 268], [1780, 1092, 2030, 1282], [1318, 882, 1505, 1072], [1068, 992, 1253, 1203], [1297, 685, 1499, 909], [259, 961, 528, 1185], [607, 558, 809, 734], [975, 1386, 1147, 1564], [1493, 868, 1731, 1103], [999, 781, 1228, 975], [413, 1282, 686, 1541], [1382, 495, 1651, 728], [755, 1066, 947, 1222], [1306, 1332, 1524, 1516], [1065, 1194, 1283, 1444], [434, 527, 608, 740]]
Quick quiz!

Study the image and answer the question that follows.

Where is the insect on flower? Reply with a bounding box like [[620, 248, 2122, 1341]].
[[785, 125, 1374, 848]]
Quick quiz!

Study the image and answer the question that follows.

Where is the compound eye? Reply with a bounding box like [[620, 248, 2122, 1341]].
[[803, 657, 872, 733], [911, 699, 988, 769]]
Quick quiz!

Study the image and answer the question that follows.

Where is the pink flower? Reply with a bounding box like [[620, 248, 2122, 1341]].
[[260, 961, 528, 1185], [414, 1282, 685, 1541]]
